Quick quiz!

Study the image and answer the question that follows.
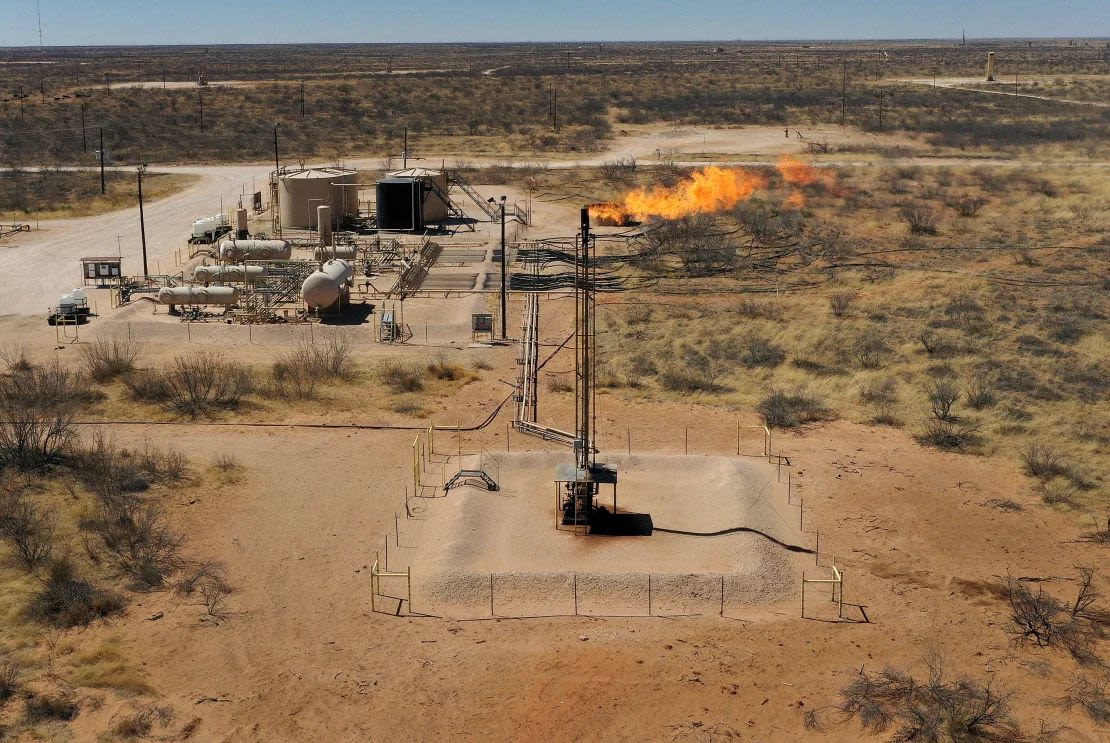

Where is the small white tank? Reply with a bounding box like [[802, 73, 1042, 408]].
[[193, 264, 266, 284], [192, 214, 229, 239], [157, 286, 239, 306], [301, 259, 353, 310], [235, 208, 249, 235], [312, 245, 358, 261], [219, 238, 292, 262]]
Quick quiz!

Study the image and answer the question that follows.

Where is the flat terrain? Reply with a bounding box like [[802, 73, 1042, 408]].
[[0, 39, 1107, 743]]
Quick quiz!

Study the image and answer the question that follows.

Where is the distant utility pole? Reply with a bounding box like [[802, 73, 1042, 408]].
[[878, 90, 884, 130], [137, 165, 149, 277], [402, 126, 408, 169], [198, 92, 204, 132], [551, 86, 558, 131], [162, 65, 166, 89], [300, 80, 305, 117], [74, 61, 79, 86], [105, 72, 110, 94], [98, 128, 105, 194], [840, 60, 847, 122], [80, 102, 87, 153], [18, 86, 23, 120]]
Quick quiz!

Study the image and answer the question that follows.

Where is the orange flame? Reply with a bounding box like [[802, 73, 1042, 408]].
[[617, 166, 768, 221], [588, 202, 630, 224], [776, 155, 838, 208]]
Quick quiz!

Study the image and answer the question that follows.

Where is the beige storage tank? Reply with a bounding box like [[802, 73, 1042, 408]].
[[389, 167, 449, 223], [312, 245, 358, 261], [219, 238, 292, 262], [193, 264, 266, 284], [278, 167, 359, 230], [157, 286, 239, 306], [301, 259, 353, 310], [317, 204, 333, 246], [986, 52, 996, 82]]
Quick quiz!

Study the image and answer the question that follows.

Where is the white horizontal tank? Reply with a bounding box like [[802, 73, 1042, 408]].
[[219, 238, 292, 262], [157, 286, 239, 306], [301, 259, 353, 310], [193, 264, 266, 284]]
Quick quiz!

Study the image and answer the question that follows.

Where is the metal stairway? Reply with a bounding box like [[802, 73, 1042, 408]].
[[448, 172, 500, 220]]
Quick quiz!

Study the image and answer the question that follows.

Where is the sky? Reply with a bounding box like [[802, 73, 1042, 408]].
[[0, 0, 1106, 46]]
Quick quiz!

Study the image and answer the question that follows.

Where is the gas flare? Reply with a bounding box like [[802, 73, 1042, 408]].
[[776, 155, 839, 209], [615, 166, 768, 221]]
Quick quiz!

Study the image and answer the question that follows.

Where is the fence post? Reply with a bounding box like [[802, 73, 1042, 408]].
[[384, 535, 389, 571], [777, 451, 782, 482], [800, 496, 804, 530], [573, 573, 578, 616], [800, 572, 805, 618], [647, 574, 652, 616], [627, 427, 631, 455], [720, 575, 725, 617], [815, 530, 819, 564], [736, 419, 740, 456], [490, 574, 495, 617], [395, 512, 399, 546], [407, 566, 412, 615], [685, 427, 689, 455]]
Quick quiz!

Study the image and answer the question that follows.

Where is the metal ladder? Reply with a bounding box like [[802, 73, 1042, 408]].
[[448, 172, 500, 220]]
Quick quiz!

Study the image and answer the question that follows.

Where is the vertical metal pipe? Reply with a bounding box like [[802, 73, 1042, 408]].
[[137, 166, 149, 277], [499, 202, 507, 339]]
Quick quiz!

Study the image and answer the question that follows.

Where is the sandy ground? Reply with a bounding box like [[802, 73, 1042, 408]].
[[53, 405, 1105, 741]]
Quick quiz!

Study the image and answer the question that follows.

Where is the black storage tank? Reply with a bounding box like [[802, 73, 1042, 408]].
[[376, 178, 424, 231]]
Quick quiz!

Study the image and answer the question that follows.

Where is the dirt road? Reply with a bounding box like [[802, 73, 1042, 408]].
[[898, 76, 1109, 107]]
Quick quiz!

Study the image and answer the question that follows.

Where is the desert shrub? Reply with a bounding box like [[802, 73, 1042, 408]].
[[737, 333, 785, 368], [24, 691, 79, 722], [850, 331, 890, 370], [953, 196, 988, 217], [0, 407, 75, 471], [965, 378, 997, 409], [1020, 442, 1069, 478], [85, 501, 183, 588], [29, 558, 122, 627], [735, 298, 783, 320], [833, 654, 1025, 742], [0, 360, 98, 410], [70, 432, 149, 507], [757, 388, 830, 428], [135, 441, 187, 483], [545, 373, 573, 393], [927, 378, 961, 421], [1060, 677, 1110, 724], [213, 453, 241, 473], [1005, 568, 1101, 663], [267, 358, 318, 400], [919, 419, 981, 451], [658, 346, 717, 392], [0, 487, 55, 569], [0, 654, 20, 701], [902, 206, 939, 235], [828, 292, 854, 318], [0, 344, 34, 374], [859, 377, 899, 425], [125, 353, 252, 417], [1036, 480, 1077, 507], [81, 338, 143, 382], [375, 360, 424, 392], [918, 329, 959, 357], [426, 354, 468, 381]]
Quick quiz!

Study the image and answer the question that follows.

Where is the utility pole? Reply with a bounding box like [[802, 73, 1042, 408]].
[[74, 61, 79, 86], [499, 198, 507, 339], [105, 72, 110, 94], [840, 60, 847, 122], [162, 65, 166, 89], [198, 91, 204, 132], [137, 165, 149, 277], [98, 127, 106, 194], [300, 79, 305, 117], [80, 102, 87, 153], [18, 86, 24, 120], [402, 126, 408, 169], [878, 90, 884, 130], [273, 125, 282, 238], [551, 86, 558, 131]]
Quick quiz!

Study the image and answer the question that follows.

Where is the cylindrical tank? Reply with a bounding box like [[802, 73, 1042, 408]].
[[317, 204, 333, 246], [986, 52, 996, 82], [157, 286, 239, 306], [389, 168, 449, 223], [312, 245, 358, 261], [193, 264, 267, 284], [235, 208, 249, 238], [277, 167, 358, 229], [301, 259, 353, 310], [219, 238, 292, 262]]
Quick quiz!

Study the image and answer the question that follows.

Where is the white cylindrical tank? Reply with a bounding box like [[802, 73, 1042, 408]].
[[192, 214, 229, 239], [301, 259, 353, 310], [193, 264, 266, 284], [312, 245, 357, 261], [317, 204, 332, 247], [219, 238, 292, 262], [157, 286, 239, 306]]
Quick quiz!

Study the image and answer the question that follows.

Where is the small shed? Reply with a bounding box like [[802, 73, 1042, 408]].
[[80, 257, 122, 286]]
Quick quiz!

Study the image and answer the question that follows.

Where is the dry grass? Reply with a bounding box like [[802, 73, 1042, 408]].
[[68, 637, 151, 694], [81, 338, 143, 383], [0, 170, 196, 222]]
